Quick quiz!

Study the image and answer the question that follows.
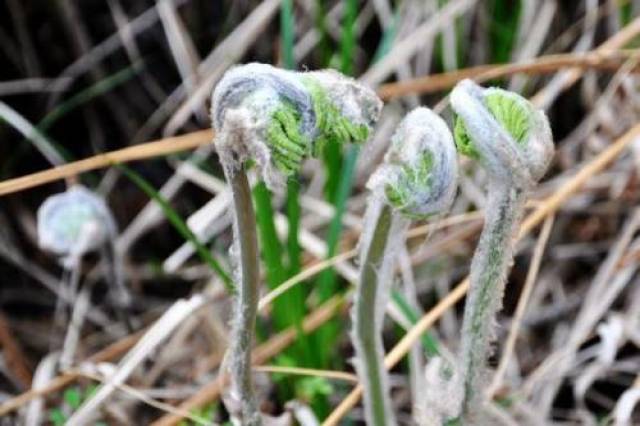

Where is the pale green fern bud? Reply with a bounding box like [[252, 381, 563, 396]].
[[368, 107, 458, 219], [353, 107, 458, 426], [449, 80, 554, 424], [212, 63, 315, 187], [211, 63, 382, 189], [451, 79, 553, 188], [211, 63, 381, 425], [302, 70, 381, 156], [38, 185, 116, 267]]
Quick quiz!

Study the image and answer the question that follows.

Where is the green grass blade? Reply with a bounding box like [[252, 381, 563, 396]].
[[280, 0, 302, 278], [254, 181, 311, 381], [391, 289, 440, 357], [277, 0, 317, 403], [372, 13, 399, 63], [0, 101, 70, 168], [619, 0, 632, 25], [118, 164, 233, 291], [340, 0, 358, 75], [253, 183, 307, 347], [2, 66, 138, 179], [488, 0, 522, 64], [314, 0, 332, 67], [320, 0, 359, 203], [434, 0, 465, 71], [253, 183, 287, 290], [314, 145, 359, 368], [286, 180, 302, 275], [280, 0, 295, 69], [284, 179, 313, 365]]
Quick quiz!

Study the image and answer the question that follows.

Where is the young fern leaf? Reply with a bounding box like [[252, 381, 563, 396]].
[[211, 63, 381, 425], [212, 63, 381, 190], [37, 185, 129, 306], [38, 185, 116, 266], [37, 185, 131, 371], [354, 107, 457, 426], [450, 79, 554, 424]]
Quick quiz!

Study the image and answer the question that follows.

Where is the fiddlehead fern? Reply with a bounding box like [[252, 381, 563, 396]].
[[450, 79, 554, 424], [354, 107, 458, 426], [212, 62, 381, 425]]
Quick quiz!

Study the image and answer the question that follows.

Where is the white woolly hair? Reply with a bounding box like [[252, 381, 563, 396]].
[[450, 79, 554, 188], [305, 69, 383, 131], [367, 107, 458, 218], [37, 185, 115, 259], [211, 63, 316, 189], [418, 355, 464, 426], [211, 63, 382, 190]]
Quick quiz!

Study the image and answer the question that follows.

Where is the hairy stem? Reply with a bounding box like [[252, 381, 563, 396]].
[[459, 182, 525, 421], [353, 200, 406, 426], [225, 167, 262, 426]]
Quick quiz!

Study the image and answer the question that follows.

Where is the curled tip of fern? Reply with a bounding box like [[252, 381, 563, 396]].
[[211, 63, 382, 189], [37, 185, 115, 264], [368, 107, 458, 219], [450, 79, 554, 188], [303, 71, 382, 155], [211, 63, 315, 188]]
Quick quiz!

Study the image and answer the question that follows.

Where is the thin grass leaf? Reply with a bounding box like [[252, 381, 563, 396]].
[[434, 0, 465, 71], [620, 1, 633, 25], [284, 180, 312, 361], [0, 101, 66, 166], [280, 0, 295, 69], [315, 145, 359, 368], [313, 1, 332, 67], [1, 64, 138, 177], [118, 164, 233, 291], [285, 181, 302, 276], [489, 0, 522, 64], [253, 182, 310, 366], [281, 0, 313, 364], [340, 0, 358, 75], [372, 12, 399, 63], [253, 183, 287, 296], [391, 289, 440, 357]]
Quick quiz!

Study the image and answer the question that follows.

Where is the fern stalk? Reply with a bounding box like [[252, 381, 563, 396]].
[[354, 107, 458, 426], [212, 63, 381, 422], [459, 183, 524, 417], [450, 79, 554, 423], [353, 201, 408, 426], [225, 166, 262, 425]]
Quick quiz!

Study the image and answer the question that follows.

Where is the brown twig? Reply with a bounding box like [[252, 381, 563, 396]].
[[377, 50, 640, 100], [0, 129, 213, 196], [0, 312, 33, 389]]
